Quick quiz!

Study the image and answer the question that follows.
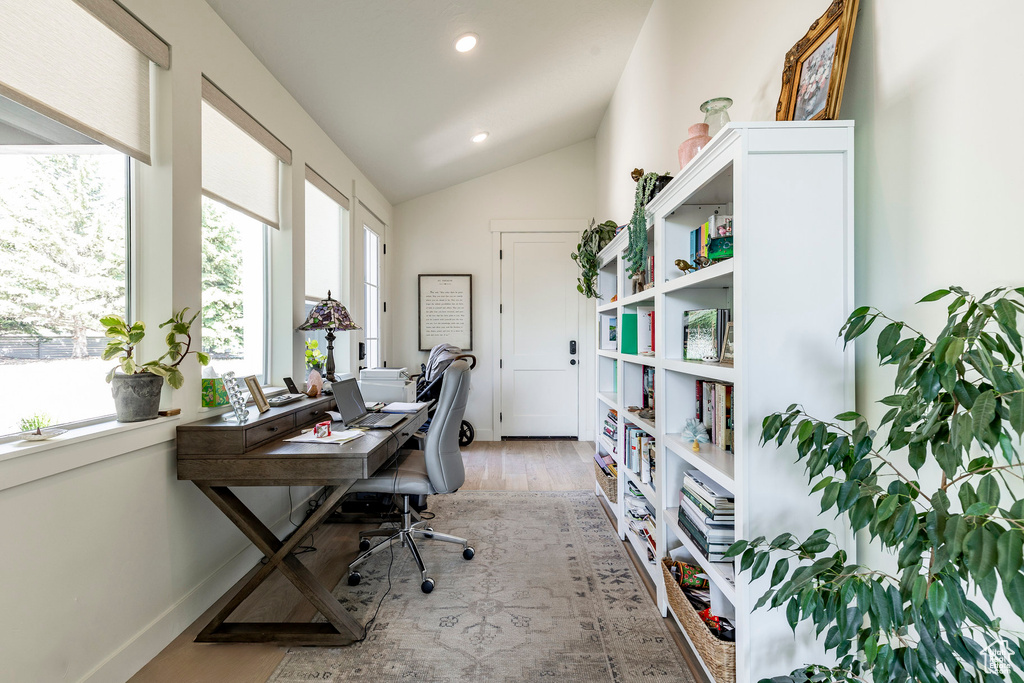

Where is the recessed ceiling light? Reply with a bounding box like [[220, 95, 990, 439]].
[[455, 33, 478, 53], [472, 132, 489, 143]]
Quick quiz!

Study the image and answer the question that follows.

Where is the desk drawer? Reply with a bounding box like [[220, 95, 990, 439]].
[[298, 402, 332, 427], [244, 414, 295, 449]]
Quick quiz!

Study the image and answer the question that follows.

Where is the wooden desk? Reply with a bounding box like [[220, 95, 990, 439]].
[[176, 397, 429, 645]]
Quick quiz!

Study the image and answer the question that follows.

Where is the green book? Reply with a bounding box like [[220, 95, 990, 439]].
[[620, 313, 638, 355]]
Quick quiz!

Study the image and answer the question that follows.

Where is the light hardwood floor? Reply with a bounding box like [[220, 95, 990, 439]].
[[129, 439, 598, 683]]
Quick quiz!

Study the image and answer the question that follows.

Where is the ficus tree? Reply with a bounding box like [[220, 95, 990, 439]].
[[727, 285, 1024, 683]]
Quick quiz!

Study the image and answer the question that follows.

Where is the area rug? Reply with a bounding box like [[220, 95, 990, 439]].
[[268, 490, 694, 683]]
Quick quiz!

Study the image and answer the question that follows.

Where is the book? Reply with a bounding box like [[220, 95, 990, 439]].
[[684, 471, 734, 510], [637, 306, 654, 355], [680, 499, 735, 543], [620, 312, 638, 355], [681, 486, 734, 522]]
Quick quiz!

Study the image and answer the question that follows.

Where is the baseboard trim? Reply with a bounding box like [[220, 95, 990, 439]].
[[79, 488, 324, 683], [475, 428, 495, 442]]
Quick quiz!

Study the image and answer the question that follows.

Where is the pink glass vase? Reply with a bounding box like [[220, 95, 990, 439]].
[[678, 123, 711, 169]]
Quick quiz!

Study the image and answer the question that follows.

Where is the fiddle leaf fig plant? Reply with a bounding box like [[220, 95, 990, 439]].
[[101, 308, 209, 389], [571, 218, 617, 298], [727, 285, 1024, 683]]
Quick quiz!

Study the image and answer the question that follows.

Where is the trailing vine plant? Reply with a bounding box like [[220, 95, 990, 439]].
[[727, 285, 1024, 683], [571, 218, 618, 298], [625, 170, 659, 279]]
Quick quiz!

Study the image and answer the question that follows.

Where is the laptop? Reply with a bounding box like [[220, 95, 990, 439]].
[[332, 378, 404, 429]]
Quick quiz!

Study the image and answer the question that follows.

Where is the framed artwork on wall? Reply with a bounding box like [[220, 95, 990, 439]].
[[776, 0, 860, 121], [418, 274, 473, 351]]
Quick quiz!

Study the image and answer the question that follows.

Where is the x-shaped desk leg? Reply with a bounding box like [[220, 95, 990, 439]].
[[194, 484, 362, 644]]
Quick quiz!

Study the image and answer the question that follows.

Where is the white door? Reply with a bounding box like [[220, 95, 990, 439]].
[[500, 232, 580, 437]]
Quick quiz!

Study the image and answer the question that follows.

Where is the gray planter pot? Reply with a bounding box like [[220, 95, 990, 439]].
[[110, 372, 164, 422]]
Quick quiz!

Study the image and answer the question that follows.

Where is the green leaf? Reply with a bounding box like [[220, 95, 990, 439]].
[[943, 336, 965, 365], [929, 580, 947, 618], [876, 494, 899, 521], [965, 502, 995, 516], [196, 352, 210, 366], [1009, 393, 1024, 438], [966, 526, 998, 579], [751, 551, 771, 581], [978, 473, 1001, 507], [971, 390, 997, 443], [105, 366, 117, 383], [908, 441, 926, 472], [998, 530, 1024, 582], [101, 345, 124, 361], [918, 288, 951, 302], [834, 411, 861, 421], [864, 633, 879, 663], [127, 331, 145, 345], [167, 368, 184, 390], [877, 322, 902, 359], [911, 574, 928, 608], [771, 558, 790, 587], [786, 598, 800, 632], [723, 540, 747, 558], [740, 548, 756, 571], [1006, 573, 1024, 620], [99, 315, 125, 328], [820, 481, 841, 512]]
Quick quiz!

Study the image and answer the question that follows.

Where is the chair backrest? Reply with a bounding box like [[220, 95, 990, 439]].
[[423, 359, 471, 494]]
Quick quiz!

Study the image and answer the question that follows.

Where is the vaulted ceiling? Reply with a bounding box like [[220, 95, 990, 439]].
[[205, 0, 654, 204]]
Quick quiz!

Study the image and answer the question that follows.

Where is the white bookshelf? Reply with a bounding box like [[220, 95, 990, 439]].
[[593, 122, 855, 683]]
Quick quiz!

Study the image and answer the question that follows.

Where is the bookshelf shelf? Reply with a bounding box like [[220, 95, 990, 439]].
[[663, 434, 735, 492], [662, 259, 734, 293], [665, 508, 737, 603], [662, 359, 735, 383], [592, 122, 855, 682]]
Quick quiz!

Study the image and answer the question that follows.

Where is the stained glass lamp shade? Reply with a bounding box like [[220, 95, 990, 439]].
[[297, 291, 360, 381]]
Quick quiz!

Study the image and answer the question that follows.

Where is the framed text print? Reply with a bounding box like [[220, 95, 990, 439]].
[[418, 274, 472, 351]]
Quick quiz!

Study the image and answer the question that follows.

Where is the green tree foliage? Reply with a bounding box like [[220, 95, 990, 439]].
[[200, 199, 244, 355], [728, 286, 1024, 682], [0, 154, 125, 353]]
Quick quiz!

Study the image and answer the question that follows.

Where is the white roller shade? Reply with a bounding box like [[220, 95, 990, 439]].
[[305, 165, 350, 210], [201, 77, 289, 229], [0, 0, 161, 163]]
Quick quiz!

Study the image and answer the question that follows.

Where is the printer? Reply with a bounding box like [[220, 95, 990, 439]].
[[358, 367, 415, 403]]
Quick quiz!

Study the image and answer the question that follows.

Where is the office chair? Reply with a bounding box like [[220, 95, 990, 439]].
[[345, 359, 474, 593]]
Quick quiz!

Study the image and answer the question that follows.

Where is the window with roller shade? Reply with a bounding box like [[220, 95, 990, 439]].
[[200, 78, 290, 384], [304, 167, 350, 376], [0, 0, 166, 436]]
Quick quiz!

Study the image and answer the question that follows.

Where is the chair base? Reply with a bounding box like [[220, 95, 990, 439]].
[[347, 495, 473, 592]]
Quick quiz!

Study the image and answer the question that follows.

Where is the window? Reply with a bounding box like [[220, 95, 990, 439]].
[[201, 197, 268, 382], [305, 176, 348, 374], [363, 225, 382, 368], [0, 100, 129, 435]]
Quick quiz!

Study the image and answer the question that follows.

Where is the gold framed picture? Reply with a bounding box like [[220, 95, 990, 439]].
[[244, 375, 270, 413], [776, 0, 859, 122]]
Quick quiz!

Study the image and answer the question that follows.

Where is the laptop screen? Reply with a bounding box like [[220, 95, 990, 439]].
[[333, 379, 368, 423]]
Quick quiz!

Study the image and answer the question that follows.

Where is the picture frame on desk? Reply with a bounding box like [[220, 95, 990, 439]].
[[244, 375, 270, 413]]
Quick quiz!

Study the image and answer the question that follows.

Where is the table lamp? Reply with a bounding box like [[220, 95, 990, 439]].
[[297, 291, 360, 381]]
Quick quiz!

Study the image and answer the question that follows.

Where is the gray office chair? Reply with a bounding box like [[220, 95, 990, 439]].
[[345, 358, 474, 593]]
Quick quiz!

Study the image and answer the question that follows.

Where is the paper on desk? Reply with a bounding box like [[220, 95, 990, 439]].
[[283, 429, 364, 444], [380, 401, 431, 413]]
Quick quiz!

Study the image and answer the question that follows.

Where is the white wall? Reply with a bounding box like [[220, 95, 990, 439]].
[[0, 1, 392, 681], [595, 0, 1024, 664], [391, 140, 596, 441]]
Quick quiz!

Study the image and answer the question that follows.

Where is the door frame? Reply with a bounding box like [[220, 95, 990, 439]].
[[489, 219, 593, 440]]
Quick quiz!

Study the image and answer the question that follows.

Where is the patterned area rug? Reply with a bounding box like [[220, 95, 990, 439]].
[[268, 491, 694, 683]]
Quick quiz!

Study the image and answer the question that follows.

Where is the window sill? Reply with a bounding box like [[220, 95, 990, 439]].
[[0, 415, 180, 493]]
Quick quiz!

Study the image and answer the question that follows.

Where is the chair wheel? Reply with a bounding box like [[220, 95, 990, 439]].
[[358, 539, 371, 552], [348, 572, 361, 586], [459, 420, 475, 447], [421, 578, 435, 593], [423, 527, 434, 538], [463, 546, 475, 560]]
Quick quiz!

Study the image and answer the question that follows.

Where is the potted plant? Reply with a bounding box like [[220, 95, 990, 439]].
[[305, 338, 326, 377], [727, 285, 1024, 682], [571, 218, 618, 298], [625, 168, 671, 286], [101, 308, 209, 422]]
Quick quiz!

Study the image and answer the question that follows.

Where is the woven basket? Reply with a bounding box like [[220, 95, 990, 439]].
[[660, 558, 736, 683], [594, 462, 618, 504]]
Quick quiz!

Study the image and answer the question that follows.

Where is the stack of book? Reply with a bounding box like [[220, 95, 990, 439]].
[[593, 452, 617, 477], [688, 213, 734, 268], [696, 381, 733, 451], [678, 471, 734, 562], [624, 425, 655, 489], [682, 308, 731, 362], [626, 483, 657, 560], [603, 408, 618, 452]]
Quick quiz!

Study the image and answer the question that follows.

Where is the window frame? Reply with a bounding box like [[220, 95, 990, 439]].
[[362, 223, 383, 369]]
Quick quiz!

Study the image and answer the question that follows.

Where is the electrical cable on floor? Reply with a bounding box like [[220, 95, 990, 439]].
[[356, 449, 403, 643]]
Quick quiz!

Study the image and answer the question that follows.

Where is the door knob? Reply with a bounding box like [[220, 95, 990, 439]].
[[570, 359, 577, 366]]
